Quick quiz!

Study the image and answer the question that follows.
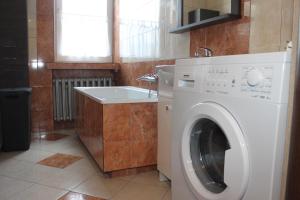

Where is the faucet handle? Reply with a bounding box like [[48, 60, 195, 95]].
[[204, 47, 213, 57], [195, 47, 213, 57]]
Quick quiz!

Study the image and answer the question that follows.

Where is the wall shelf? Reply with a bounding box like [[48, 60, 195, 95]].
[[170, 14, 241, 34], [171, 0, 242, 34]]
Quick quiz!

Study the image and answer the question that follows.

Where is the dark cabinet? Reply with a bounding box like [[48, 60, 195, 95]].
[[0, 0, 29, 88], [0, 65, 28, 88], [0, 37, 28, 65], [0, 88, 32, 151], [0, 0, 27, 20]]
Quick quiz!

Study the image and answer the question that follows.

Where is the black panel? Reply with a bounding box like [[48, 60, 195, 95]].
[[0, 37, 28, 65], [0, 88, 31, 151], [0, 65, 29, 89], [0, 0, 27, 20], [0, 0, 29, 88]]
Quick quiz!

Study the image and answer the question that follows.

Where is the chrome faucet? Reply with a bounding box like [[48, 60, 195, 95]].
[[136, 73, 158, 83], [136, 73, 158, 97], [194, 47, 213, 57]]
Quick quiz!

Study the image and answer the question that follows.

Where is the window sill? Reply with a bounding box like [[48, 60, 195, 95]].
[[46, 62, 120, 71]]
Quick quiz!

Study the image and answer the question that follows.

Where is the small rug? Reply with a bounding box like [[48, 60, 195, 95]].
[[37, 153, 82, 169]]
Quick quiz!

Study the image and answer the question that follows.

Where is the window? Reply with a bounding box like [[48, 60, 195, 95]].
[[55, 0, 112, 63], [119, 0, 190, 62], [119, 0, 161, 60]]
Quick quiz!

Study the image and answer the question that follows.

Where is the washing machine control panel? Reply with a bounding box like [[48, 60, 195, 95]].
[[175, 52, 290, 103], [240, 66, 274, 100], [201, 64, 286, 102]]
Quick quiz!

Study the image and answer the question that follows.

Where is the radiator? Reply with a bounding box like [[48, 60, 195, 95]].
[[53, 77, 112, 121]]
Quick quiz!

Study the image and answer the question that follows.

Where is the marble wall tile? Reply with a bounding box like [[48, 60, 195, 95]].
[[52, 70, 114, 79], [37, 14, 54, 63], [190, 0, 251, 57], [205, 23, 228, 56], [117, 60, 175, 89], [31, 109, 54, 132], [31, 86, 52, 111], [31, 111, 40, 132], [29, 0, 55, 132], [224, 20, 250, 55], [29, 68, 52, 87], [36, 0, 54, 16], [190, 29, 206, 57]]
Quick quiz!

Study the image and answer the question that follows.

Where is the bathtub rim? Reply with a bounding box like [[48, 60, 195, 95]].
[[74, 86, 158, 104]]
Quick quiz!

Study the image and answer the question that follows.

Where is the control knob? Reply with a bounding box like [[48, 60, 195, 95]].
[[247, 69, 264, 87]]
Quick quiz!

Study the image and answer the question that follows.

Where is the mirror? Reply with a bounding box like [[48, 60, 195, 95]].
[[170, 0, 240, 33], [183, 0, 232, 25]]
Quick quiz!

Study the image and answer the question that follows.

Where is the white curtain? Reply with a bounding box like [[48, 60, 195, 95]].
[[55, 0, 112, 63], [119, 0, 190, 62]]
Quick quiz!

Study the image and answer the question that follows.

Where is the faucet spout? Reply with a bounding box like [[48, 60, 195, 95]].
[[136, 73, 158, 83], [136, 73, 158, 98]]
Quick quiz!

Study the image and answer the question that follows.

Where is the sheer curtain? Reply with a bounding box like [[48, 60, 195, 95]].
[[119, 0, 161, 60], [55, 0, 112, 63], [119, 0, 190, 62]]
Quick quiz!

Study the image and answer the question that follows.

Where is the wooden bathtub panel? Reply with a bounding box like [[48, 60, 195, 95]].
[[75, 93, 104, 170], [76, 91, 158, 172], [75, 92, 84, 140], [130, 103, 157, 140], [84, 96, 104, 169], [103, 140, 131, 171], [103, 104, 131, 141], [130, 103, 158, 167], [103, 103, 157, 172], [130, 138, 158, 168]]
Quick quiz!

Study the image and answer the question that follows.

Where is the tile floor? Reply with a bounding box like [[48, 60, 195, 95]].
[[0, 130, 171, 200]]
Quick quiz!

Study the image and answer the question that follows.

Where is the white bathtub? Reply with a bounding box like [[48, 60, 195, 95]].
[[74, 86, 158, 104]]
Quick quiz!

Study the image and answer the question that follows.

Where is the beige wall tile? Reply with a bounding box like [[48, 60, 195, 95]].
[[280, 0, 294, 51], [249, 0, 293, 53], [27, 0, 37, 38], [28, 37, 38, 62], [244, 1, 251, 17]]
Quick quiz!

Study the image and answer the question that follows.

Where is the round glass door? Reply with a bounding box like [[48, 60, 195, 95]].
[[190, 118, 230, 194], [180, 103, 249, 200]]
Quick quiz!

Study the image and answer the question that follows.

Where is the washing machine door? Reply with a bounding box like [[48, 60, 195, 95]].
[[181, 102, 249, 200]]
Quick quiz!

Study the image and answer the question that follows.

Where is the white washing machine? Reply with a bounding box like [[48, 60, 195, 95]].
[[171, 51, 291, 200]]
